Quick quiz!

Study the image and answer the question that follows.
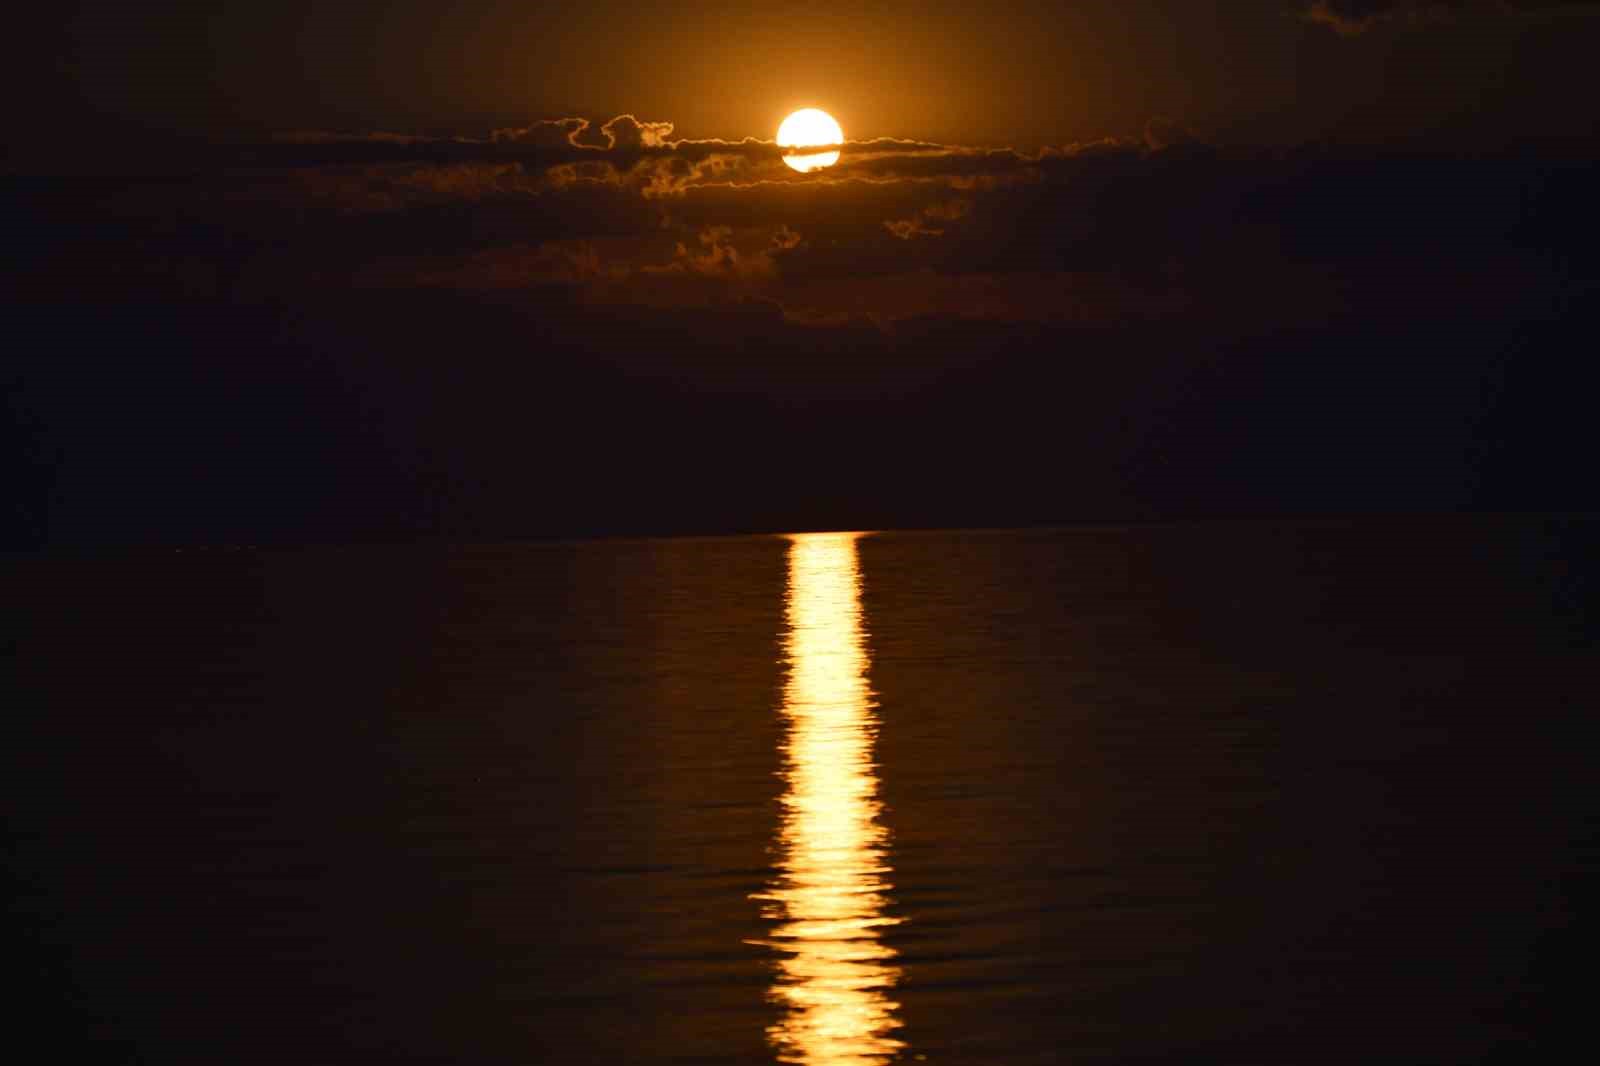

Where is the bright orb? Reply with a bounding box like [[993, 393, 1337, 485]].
[[777, 108, 843, 173]]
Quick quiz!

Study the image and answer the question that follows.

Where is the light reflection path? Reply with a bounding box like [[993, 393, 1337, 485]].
[[753, 532, 905, 1065]]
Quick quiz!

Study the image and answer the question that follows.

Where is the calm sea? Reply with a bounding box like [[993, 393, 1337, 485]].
[[6, 519, 1596, 1064]]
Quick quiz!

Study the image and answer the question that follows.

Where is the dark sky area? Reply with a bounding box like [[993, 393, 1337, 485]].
[[4, 1, 1599, 547], [12, 1, 1600, 150]]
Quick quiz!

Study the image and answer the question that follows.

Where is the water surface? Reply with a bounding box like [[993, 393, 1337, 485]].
[[7, 518, 1595, 1063]]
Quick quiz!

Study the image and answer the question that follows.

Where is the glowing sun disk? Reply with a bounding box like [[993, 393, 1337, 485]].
[[778, 108, 843, 173]]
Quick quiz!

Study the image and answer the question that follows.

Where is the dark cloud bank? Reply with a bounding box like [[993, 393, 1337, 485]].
[[1303, 0, 1600, 34], [4, 120, 1598, 547]]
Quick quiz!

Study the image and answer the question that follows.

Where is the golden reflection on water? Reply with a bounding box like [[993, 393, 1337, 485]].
[[754, 532, 905, 1064]]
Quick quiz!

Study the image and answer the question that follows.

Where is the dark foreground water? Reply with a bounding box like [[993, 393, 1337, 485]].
[[7, 518, 1597, 1064]]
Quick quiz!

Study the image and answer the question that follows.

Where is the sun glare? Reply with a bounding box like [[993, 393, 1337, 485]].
[[778, 108, 843, 173]]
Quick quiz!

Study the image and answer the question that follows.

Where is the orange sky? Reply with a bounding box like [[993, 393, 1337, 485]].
[[14, 1, 1600, 152]]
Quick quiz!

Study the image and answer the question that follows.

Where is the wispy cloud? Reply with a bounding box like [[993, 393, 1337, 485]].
[[1302, 0, 1600, 35], [20, 114, 1590, 327]]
